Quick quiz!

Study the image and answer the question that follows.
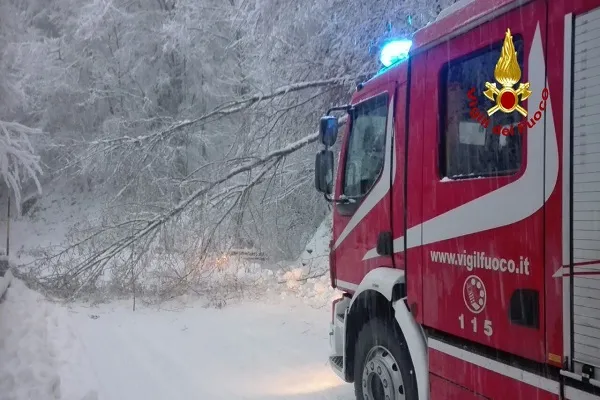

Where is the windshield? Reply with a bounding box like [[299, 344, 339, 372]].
[[342, 95, 389, 197]]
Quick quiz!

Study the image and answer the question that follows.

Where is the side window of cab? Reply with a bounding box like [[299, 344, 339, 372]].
[[343, 94, 389, 197], [440, 35, 525, 179]]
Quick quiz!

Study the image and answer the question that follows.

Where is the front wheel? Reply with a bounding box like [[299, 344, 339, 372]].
[[353, 318, 418, 400]]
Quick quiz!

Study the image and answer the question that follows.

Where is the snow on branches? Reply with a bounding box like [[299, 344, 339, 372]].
[[3, 0, 457, 299], [0, 120, 42, 212]]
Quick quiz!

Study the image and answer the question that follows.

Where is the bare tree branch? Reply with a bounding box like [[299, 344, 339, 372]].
[[49, 115, 346, 293], [87, 75, 356, 148]]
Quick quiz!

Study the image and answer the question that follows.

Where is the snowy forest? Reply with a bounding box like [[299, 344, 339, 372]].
[[0, 0, 458, 300]]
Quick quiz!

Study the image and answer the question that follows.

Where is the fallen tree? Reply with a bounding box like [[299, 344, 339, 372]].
[[31, 78, 349, 299]]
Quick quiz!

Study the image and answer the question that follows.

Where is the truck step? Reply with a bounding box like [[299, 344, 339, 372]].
[[329, 355, 343, 371]]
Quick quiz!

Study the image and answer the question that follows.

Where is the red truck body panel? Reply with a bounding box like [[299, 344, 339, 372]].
[[329, 0, 600, 397]]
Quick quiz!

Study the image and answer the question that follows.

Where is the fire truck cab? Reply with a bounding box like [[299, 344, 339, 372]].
[[315, 0, 600, 399]]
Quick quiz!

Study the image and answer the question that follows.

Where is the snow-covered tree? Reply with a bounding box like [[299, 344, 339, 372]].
[[0, 1, 44, 212], [0, 0, 458, 296]]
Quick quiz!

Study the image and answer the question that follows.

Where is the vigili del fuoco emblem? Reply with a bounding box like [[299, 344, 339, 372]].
[[483, 28, 531, 117]]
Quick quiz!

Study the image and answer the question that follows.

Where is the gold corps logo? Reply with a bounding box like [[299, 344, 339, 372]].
[[483, 29, 531, 117], [467, 28, 549, 136]]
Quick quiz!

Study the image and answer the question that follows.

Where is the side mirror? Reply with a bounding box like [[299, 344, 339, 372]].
[[319, 116, 338, 147], [315, 150, 334, 195]]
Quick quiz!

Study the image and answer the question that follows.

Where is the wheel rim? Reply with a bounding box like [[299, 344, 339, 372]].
[[361, 345, 405, 400]]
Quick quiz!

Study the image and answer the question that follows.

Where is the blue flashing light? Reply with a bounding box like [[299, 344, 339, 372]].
[[379, 39, 412, 68]]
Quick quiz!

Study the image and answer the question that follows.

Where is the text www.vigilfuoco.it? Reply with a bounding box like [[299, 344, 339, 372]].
[[430, 250, 531, 275]]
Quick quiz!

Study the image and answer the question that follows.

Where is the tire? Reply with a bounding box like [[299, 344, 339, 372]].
[[353, 318, 418, 400]]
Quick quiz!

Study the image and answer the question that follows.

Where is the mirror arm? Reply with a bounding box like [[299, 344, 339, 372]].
[[326, 105, 352, 116], [323, 193, 359, 204]]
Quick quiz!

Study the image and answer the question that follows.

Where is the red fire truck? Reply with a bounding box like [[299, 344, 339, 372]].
[[314, 0, 600, 398]]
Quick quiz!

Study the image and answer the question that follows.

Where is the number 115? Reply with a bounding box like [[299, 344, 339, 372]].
[[459, 314, 493, 337]]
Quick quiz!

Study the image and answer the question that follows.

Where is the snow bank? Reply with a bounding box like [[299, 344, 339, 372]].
[[270, 214, 344, 306], [0, 279, 99, 400], [192, 213, 341, 307]]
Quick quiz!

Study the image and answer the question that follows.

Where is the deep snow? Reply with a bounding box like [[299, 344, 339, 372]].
[[0, 280, 99, 400], [0, 277, 353, 400], [0, 189, 352, 400], [70, 294, 352, 400]]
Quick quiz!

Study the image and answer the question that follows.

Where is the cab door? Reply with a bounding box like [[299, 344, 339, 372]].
[[331, 80, 399, 289], [419, 1, 548, 363]]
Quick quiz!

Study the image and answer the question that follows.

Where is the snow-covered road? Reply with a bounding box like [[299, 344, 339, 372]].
[[0, 280, 354, 400], [71, 297, 353, 400]]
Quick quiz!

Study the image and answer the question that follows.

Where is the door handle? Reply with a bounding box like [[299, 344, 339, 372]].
[[376, 231, 393, 256]]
